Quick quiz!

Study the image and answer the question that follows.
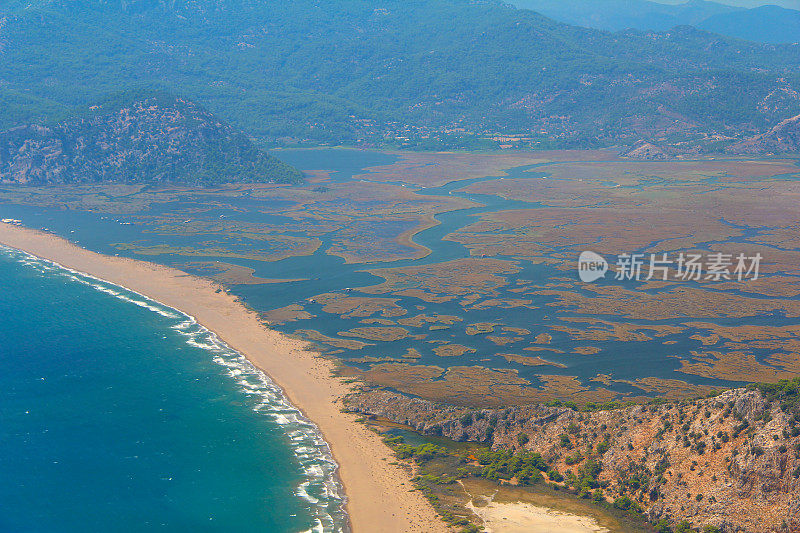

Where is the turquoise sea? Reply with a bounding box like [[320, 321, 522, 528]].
[[0, 247, 346, 532]]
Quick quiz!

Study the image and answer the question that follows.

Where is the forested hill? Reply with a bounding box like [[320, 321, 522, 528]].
[[1, 0, 800, 153], [0, 95, 304, 185]]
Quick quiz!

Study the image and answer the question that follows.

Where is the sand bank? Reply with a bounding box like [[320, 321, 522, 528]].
[[0, 223, 447, 533], [461, 480, 617, 533], [467, 499, 609, 533]]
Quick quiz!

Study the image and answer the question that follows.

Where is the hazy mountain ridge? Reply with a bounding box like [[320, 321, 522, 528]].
[[0, 95, 303, 185], [509, 0, 800, 44], [698, 5, 800, 45], [509, 0, 739, 32]]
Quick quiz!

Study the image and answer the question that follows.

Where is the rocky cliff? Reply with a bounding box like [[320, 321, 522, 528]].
[[0, 96, 302, 185], [347, 387, 800, 532]]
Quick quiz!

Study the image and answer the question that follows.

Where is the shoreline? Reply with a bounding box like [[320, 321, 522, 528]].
[[5, 244, 347, 529], [0, 223, 448, 533]]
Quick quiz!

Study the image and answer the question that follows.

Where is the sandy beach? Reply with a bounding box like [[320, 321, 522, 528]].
[[0, 223, 448, 533]]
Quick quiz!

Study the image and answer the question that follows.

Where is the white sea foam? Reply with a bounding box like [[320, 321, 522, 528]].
[[1, 246, 349, 532]]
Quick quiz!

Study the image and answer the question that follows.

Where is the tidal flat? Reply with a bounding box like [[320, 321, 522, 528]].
[[1, 148, 799, 406]]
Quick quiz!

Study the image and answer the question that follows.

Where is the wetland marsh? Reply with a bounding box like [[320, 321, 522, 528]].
[[2, 149, 799, 407]]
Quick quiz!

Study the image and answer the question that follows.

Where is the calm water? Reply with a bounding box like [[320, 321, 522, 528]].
[[0, 248, 346, 532]]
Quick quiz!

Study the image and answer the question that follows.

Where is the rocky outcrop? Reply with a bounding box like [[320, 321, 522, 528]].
[[727, 113, 800, 155], [0, 95, 303, 185], [346, 388, 800, 532]]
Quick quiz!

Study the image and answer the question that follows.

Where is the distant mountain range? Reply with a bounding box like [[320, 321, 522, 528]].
[[509, 0, 800, 44], [0, 0, 799, 155], [0, 95, 303, 186]]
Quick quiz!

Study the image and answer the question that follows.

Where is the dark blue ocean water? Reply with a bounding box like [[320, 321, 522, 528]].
[[0, 248, 345, 532]]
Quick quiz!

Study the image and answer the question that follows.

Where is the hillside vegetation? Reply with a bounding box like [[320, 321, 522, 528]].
[[1, 0, 799, 152], [348, 380, 800, 532]]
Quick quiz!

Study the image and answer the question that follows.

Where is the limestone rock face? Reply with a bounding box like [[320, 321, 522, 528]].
[[733, 390, 768, 421]]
